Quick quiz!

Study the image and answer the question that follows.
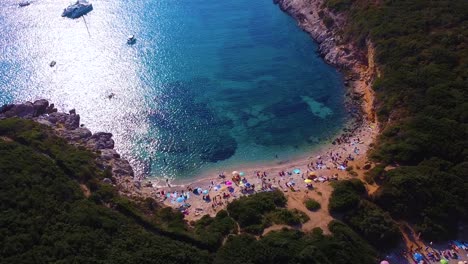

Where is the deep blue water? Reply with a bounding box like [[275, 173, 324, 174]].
[[0, 0, 347, 179]]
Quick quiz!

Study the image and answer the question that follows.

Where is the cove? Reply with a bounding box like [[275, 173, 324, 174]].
[[0, 0, 347, 179]]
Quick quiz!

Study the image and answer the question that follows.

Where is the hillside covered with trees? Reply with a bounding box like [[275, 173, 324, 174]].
[[1, 0, 467, 262], [325, 0, 467, 239], [0, 118, 380, 263]]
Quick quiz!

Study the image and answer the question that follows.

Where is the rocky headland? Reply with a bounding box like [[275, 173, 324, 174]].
[[0, 100, 139, 196]]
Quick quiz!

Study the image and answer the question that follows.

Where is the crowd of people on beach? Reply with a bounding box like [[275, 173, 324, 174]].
[[126, 124, 377, 220], [399, 240, 468, 263]]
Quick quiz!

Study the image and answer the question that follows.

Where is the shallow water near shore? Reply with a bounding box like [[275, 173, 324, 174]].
[[0, 0, 347, 179]]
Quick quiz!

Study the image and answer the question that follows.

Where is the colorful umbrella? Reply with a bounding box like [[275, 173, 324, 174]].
[[293, 168, 301, 174], [226, 181, 232, 186], [239, 171, 245, 176], [304, 179, 312, 183], [232, 171, 239, 176], [440, 259, 448, 264], [380, 261, 390, 264], [176, 196, 185, 203], [202, 190, 209, 194], [413, 253, 423, 262]]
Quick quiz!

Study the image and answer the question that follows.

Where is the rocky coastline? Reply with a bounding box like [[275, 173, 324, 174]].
[[274, 0, 378, 124], [0, 100, 139, 196], [0, 0, 380, 205]]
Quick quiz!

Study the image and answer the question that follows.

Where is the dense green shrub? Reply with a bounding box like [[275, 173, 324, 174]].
[[344, 200, 401, 248], [304, 198, 321, 211], [214, 222, 378, 264], [266, 208, 310, 226], [227, 190, 290, 233], [364, 164, 386, 184], [329, 180, 364, 213], [194, 210, 237, 249], [373, 159, 466, 240]]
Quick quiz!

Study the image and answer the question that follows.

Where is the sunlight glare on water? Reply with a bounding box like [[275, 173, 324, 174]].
[[0, 0, 347, 180]]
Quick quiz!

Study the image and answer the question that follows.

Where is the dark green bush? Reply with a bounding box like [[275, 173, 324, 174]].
[[329, 180, 364, 213], [304, 198, 321, 211], [344, 200, 401, 248]]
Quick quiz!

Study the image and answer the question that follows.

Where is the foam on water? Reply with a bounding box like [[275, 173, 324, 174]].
[[0, 0, 347, 179]]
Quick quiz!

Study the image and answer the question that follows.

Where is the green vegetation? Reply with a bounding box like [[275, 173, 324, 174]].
[[325, 0, 468, 239], [304, 198, 321, 211], [226, 190, 308, 234], [214, 222, 377, 264], [364, 164, 386, 184], [193, 210, 238, 249], [0, 119, 379, 262], [0, 119, 212, 263], [329, 179, 365, 213], [329, 180, 401, 248]]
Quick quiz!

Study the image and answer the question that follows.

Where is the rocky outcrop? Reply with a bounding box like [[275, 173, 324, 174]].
[[86, 132, 115, 150], [274, 0, 377, 123], [274, 0, 363, 68], [0, 100, 135, 191]]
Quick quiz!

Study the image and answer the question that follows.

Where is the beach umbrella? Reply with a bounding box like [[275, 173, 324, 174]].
[[309, 171, 316, 176], [380, 261, 390, 264], [413, 253, 423, 262], [166, 193, 171, 198], [232, 171, 239, 176], [228, 186, 234, 192], [226, 181, 232, 186], [176, 196, 185, 203], [457, 261, 464, 264], [293, 168, 301, 174], [202, 190, 209, 194], [239, 171, 245, 176], [440, 260, 448, 264], [245, 182, 251, 188], [304, 179, 312, 183]]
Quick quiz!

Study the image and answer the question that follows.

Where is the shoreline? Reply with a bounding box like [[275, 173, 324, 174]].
[[136, 0, 380, 222], [157, 0, 379, 188], [0, 0, 380, 225]]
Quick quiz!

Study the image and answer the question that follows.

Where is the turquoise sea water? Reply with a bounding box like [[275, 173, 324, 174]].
[[0, 0, 347, 179]]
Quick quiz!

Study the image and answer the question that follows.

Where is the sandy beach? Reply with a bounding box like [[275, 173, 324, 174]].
[[120, 60, 379, 226], [115, 0, 382, 225]]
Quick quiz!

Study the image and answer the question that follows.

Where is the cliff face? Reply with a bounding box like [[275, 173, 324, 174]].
[[275, 0, 377, 122], [275, 0, 361, 68]]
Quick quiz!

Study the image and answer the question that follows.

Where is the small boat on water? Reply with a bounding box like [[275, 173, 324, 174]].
[[127, 35, 136, 45], [49, 61, 56, 67], [62, 0, 93, 19], [18, 1, 31, 7]]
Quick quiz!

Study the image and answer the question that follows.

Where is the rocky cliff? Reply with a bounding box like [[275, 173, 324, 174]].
[[0, 100, 138, 195], [274, 0, 377, 122]]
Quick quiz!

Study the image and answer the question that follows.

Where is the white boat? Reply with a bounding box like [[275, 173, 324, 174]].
[[62, 0, 93, 19], [127, 35, 136, 45], [18, 1, 31, 7]]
